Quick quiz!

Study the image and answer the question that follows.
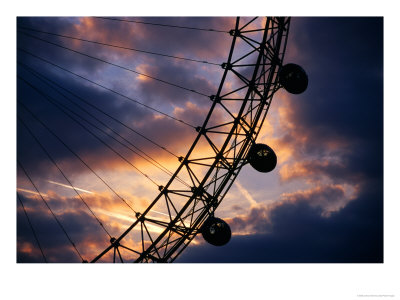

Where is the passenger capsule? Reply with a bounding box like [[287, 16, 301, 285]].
[[247, 143, 277, 173], [279, 63, 308, 94], [201, 217, 231, 246]]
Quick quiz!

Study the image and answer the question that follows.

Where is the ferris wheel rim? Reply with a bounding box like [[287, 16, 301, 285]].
[[89, 17, 291, 263]]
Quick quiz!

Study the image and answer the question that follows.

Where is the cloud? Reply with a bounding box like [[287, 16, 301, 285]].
[[17, 195, 106, 262], [225, 182, 357, 237], [279, 159, 346, 182], [16, 16, 234, 183], [16, 190, 153, 262], [177, 180, 383, 263]]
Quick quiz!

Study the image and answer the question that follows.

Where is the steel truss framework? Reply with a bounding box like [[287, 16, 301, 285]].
[[91, 17, 291, 263]]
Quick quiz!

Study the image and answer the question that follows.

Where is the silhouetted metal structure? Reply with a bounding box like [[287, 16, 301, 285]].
[[18, 17, 308, 263], [90, 17, 307, 263]]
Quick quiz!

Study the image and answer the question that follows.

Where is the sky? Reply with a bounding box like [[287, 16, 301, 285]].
[[15, 16, 384, 265]]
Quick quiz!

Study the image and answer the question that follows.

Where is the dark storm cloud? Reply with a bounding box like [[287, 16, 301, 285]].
[[17, 64, 156, 177], [16, 67, 203, 179], [177, 181, 383, 263], [277, 17, 383, 189], [284, 17, 383, 155], [280, 158, 364, 185], [17, 18, 107, 74], [227, 184, 347, 235]]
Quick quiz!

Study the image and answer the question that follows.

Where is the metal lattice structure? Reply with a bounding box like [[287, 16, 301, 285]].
[[90, 17, 291, 263]]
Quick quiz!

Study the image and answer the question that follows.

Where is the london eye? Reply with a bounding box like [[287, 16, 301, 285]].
[[17, 16, 308, 263]]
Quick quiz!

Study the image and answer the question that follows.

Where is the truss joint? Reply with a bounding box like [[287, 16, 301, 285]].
[[191, 186, 205, 197], [136, 212, 144, 222], [195, 126, 206, 134], [229, 29, 241, 37], [110, 237, 120, 247], [209, 94, 221, 103], [221, 62, 233, 70]]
